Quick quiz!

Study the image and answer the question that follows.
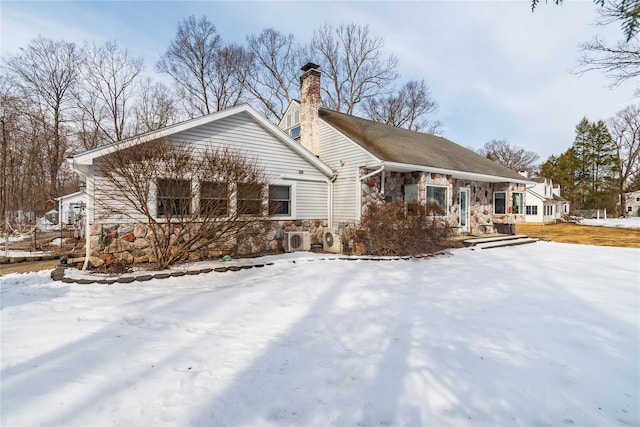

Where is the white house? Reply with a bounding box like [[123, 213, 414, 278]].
[[68, 104, 334, 264], [279, 63, 533, 237], [525, 178, 570, 223], [67, 63, 535, 265], [623, 190, 640, 217]]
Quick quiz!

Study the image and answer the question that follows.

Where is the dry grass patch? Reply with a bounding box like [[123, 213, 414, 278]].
[[516, 222, 640, 248]]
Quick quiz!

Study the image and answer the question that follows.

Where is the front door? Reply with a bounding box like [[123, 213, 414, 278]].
[[459, 188, 470, 234]]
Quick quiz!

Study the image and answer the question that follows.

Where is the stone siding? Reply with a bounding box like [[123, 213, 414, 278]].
[[88, 220, 325, 265], [450, 179, 497, 234], [359, 169, 526, 235]]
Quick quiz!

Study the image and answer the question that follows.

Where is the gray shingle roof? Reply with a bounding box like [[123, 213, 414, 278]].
[[319, 108, 529, 182]]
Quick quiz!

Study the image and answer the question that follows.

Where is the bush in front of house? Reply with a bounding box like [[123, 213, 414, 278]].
[[348, 202, 452, 257]]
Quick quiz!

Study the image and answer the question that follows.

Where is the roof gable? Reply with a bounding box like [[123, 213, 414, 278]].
[[70, 104, 332, 177], [318, 108, 530, 182]]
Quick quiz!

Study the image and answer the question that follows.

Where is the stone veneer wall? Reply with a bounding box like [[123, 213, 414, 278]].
[[360, 169, 527, 235], [491, 182, 527, 234], [450, 179, 496, 234], [88, 220, 325, 265]]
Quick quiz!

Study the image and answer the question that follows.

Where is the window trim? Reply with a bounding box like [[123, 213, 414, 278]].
[[425, 184, 449, 216], [268, 184, 292, 217], [268, 181, 296, 219], [511, 191, 524, 215]]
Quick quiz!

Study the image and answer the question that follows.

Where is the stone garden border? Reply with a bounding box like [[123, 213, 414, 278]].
[[50, 252, 445, 285]]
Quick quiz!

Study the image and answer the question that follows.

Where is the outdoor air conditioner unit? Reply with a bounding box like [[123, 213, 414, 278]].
[[323, 227, 342, 254], [284, 231, 311, 252]]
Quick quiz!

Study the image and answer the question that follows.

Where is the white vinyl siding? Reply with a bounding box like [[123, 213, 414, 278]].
[[318, 120, 378, 226], [92, 112, 330, 224], [293, 180, 328, 219]]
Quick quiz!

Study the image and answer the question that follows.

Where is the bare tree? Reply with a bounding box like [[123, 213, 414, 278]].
[[0, 76, 53, 223], [479, 139, 540, 174], [243, 28, 304, 122], [362, 79, 442, 134], [0, 76, 23, 222], [95, 138, 270, 269], [133, 77, 179, 134], [157, 15, 247, 118], [608, 104, 640, 215], [4, 36, 80, 198], [578, 37, 640, 92], [576, 1, 640, 94], [211, 43, 251, 111], [310, 23, 400, 115], [76, 40, 143, 146], [157, 15, 221, 117]]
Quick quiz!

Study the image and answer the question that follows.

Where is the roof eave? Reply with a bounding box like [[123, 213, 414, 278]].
[[382, 161, 535, 185]]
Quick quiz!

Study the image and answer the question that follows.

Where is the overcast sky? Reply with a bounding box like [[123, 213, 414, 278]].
[[1, 1, 636, 161]]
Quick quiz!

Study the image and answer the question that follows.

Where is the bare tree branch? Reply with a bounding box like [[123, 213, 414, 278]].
[[363, 79, 441, 134], [479, 139, 540, 174], [311, 23, 400, 115]]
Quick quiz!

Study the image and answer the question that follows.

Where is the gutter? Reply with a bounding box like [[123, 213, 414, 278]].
[[360, 165, 386, 194], [382, 161, 534, 185]]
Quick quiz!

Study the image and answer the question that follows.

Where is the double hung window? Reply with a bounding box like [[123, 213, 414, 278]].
[[269, 185, 291, 216], [200, 182, 228, 217], [237, 183, 263, 216]]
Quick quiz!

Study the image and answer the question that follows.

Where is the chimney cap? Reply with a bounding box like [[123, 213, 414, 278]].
[[301, 62, 320, 72]]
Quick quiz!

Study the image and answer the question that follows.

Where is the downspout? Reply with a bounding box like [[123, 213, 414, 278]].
[[68, 157, 91, 270], [329, 171, 337, 227]]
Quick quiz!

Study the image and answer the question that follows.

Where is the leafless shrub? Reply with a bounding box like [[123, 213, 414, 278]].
[[348, 202, 452, 256], [95, 137, 270, 269]]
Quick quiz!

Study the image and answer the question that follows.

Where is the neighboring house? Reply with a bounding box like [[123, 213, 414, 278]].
[[56, 191, 86, 225], [279, 63, 533, 238], [524, 178, 570, 223], [67, 104, 334, 263], [623, 190, 640, 217]]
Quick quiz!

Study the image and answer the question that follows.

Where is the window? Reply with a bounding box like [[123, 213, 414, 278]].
[[628, 206, 633, 212], [426, 185, 448, 215], [200, 181, 228, 217], [526, 205, 538, 215], [494, 192, 506, 214], [269, 185, 291, 216], [157, 179, 191, 218], [404, 184, 419, 203], [290, 126, 301, 139], [512, 192, 524, 215], [636, 196, 640, 202], [237, 183, 263, 215]]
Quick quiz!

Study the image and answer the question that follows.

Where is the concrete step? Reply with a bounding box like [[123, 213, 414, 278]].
[[463, 234, 530, 246], [463, 234, 538, 249], [474, 237, 538, 250]]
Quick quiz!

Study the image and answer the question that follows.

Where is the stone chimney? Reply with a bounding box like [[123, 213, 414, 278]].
[[299, 62, 321, 156]]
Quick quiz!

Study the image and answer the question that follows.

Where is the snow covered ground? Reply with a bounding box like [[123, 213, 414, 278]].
[[1, 242, 638, 427], [581, 216, 640, 229]]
